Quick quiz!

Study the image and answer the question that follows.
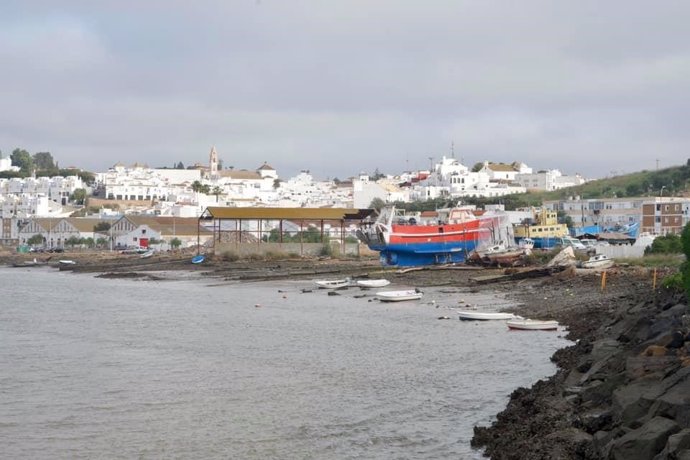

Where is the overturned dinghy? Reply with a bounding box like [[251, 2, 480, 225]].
[[356, 279, 391, 288], [314, 278, 351, 289]]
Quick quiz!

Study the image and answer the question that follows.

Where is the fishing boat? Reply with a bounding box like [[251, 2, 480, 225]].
[[314, 278, 351, 289], [506, 319, 559, 331], [457, 311, 519, 321], [375, 289, 423, 302], [357, 206, 513, 267], [514, 207, 569, 249], [356, 279, 391, 288]]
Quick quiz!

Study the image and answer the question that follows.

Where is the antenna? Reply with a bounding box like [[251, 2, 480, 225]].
[[451, 141, 455, 158]]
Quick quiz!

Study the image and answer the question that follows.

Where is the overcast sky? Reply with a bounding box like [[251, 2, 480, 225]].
[[1, 1, 687, 180]]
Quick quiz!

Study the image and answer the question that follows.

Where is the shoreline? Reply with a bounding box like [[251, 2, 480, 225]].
[[4, 250, 688, 458]]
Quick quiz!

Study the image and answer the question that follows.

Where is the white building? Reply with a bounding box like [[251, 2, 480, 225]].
[[516, 169, 587, 191]]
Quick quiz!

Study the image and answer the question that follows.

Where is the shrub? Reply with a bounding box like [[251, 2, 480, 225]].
[[661, 272, 684, 291], [220, 251, 239, 262]]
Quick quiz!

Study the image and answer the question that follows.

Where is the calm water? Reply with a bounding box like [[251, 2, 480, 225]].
[[0, 267, 570, 459]]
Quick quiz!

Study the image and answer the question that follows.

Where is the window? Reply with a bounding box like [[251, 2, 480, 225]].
[[142, 229, 147, 234]]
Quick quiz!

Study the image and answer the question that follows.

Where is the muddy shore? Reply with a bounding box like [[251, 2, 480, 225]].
[[4, 250, 689, 459]]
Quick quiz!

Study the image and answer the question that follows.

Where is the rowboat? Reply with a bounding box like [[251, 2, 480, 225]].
[[457, 311, 519, 321], [140, 250, 154, 258], [506, 319, 559, 331], [191, 255, 205, 264], [375, 289, 423, 302], [581, 254, 614, 269], [356, 279, 391, 288], [314, 278, 351, 289]]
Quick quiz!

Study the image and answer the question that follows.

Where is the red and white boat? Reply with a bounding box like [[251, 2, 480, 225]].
[[357, 206, 512, 267]]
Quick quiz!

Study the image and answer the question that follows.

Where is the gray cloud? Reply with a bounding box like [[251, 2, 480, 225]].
[[0, 1, 687, 179]]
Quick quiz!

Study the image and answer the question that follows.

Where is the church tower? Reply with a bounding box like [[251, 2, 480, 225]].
[[209, 146, 218, 179]]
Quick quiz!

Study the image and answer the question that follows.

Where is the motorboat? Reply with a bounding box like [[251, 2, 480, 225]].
[[506, 319, 559, 331], [457, 311, 519, 321], [375, 289, 423, 302], [140, 250, 155, 258], [191, 254, 205, 264], [58, 259, 76, 265], [314, 278, 351, 289], [581, 254, 614, 270], [356, 279, 391, 288]]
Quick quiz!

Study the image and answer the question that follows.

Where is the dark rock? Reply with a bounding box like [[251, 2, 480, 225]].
[[653, 428, 690, 460], [609, 416, 680, 460], [612, 380, 665, 427]]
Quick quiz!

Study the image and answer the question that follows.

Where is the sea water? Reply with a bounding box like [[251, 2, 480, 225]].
[[0, 267, 570, 459]]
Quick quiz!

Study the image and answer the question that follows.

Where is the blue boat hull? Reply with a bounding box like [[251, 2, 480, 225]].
[[368, 241, 479, 267]]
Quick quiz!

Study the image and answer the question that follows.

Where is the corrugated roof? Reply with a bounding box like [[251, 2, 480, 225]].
[[65, 218, 107, 232], [202, 207, 374, 220]]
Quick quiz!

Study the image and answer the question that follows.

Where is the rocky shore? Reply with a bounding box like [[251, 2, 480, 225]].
[[4, 249, 689, 458]]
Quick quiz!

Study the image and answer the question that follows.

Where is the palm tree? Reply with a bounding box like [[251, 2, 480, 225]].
[[212, 186, 223, 202]]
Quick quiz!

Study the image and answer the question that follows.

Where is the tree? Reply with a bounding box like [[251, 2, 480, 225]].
[[472, 162, 484, 172], [33, 152, 56, 171], [212, 186, 223, 202], [170, 237, 182, 250], [93, 222, 111, 232], [176, 162, 185, 169], [71, 188, 87, 205], [11, 148, 33, 173], [369, 197, 386, 212], [66, 236, 82, 247], [96, 237, 109, 248], [191, 181, 210, 194], [27, 234, 45, 246], [273, 178, 282, 189]]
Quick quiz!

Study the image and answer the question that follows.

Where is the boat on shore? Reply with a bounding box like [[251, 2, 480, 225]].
[[506, 319, 559, 331], [356, 279, 390, 288], [581, 254, 614, 270], [514, 208, 569, 250], [357, 206, 513, 267], [375, 289, 423, 302], [191, 254, 205, 264], [314, 278, 351, 289], [458, 311, 519, 321]]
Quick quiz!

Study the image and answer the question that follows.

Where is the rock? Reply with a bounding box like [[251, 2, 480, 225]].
[[609, 416, 680, 460], [653, 428, 690, 460], [627, 356, 679, 379], [648, 367, 690, 428], [612, 380, 665, 427]]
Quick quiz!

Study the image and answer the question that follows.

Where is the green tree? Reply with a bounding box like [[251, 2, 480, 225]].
[[83, 237, 95, 248], [11, 148, 33, 173], [170, 237, 182, 250], [71, 188, 87, 205], [273, 178, 282, 189], [645, 234, 683, 255], [96, 237, 109, 248], [66, 236, 82, 247], [368, 197, 386, 212], [93, 222, 111, 232], [176, 162, 185, 169], [212, 186, 223, 202], [472, 162, 485, 172], [33, 152, 56, 171], [27, 234, 45, 246]]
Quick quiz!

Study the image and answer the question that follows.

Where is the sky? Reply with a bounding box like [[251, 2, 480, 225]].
[[1, 1, 688, 180]]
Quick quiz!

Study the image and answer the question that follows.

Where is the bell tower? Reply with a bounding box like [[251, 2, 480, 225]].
[[209, 146, 218, 179]]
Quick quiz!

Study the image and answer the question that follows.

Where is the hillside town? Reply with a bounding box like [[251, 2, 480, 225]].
[[0, 147, 688, 252]]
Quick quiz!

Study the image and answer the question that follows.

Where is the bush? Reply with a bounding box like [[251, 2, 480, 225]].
[[220, 251, 239, 262], [264, 250, 288, 260], [661, 272, 684, 291], [319, 244, 333, 257], [645, 233, 683, 255]]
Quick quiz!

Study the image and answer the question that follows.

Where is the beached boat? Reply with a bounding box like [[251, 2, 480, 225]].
[[581, 254, 614, 270], [140, 250, 154, 259], [58, 259, 77, 265], [375, 289, 423, 302], [506, 319, 559, 331], [457, 311, 519, 321], [514, 207, 569, 249], [191, 255, 205, 264], [356, 279, 391, 288], [357, 206, 513, 267], [314, 278, 351, 289]]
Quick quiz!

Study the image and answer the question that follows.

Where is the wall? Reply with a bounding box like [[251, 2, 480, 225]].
[[214, 241, 362, 257]]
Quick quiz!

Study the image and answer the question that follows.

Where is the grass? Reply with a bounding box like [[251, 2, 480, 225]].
[[615, 254, 685, 268]]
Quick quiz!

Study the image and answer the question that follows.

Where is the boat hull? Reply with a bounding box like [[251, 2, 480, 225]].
[[376, 290, 423, 302], [506, 319, 559, 331], [458, 311, 517, 321]]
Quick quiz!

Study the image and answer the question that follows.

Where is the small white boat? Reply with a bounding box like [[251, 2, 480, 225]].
[[376, 289, 423, 302], [458, 311, 519, 321], [506, 319, 559, 331], [519, 238, 535, 250], [356, 279, 391, 288], [581, 254, 614, 269], [140, 250, 154, 258], [314, 278, 351, 289], [58, 259, 76, 265]]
